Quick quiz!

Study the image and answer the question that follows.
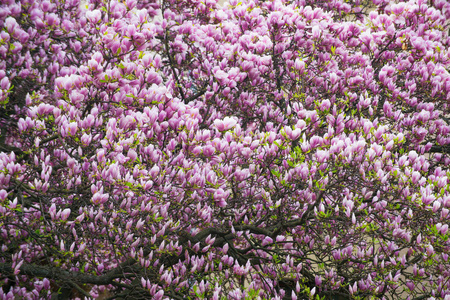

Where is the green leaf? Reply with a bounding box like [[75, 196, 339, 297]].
[[271, 169, 280, 178], [100, 74, 109, 83]]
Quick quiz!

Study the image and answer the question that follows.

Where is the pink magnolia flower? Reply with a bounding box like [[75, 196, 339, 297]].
[[154, 290, 164, 300], [43, 278, 50, 290], [149, 165, 160, 178], [97, 263, 104, 273], [261, 236, 273, 246], [4, 17, 17, 33], [214, 117, 237, 131], [214, 188, 229, 207], [285, 126, 301, 140], [320, 99, 331, 111], [0, 77, 10, 90], [86, 9, 102, 23], [0, 189, 7, 201], [61, 208, 71, 221]]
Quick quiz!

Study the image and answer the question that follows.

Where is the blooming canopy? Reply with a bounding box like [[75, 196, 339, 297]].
[[1, 0, 450, 299]]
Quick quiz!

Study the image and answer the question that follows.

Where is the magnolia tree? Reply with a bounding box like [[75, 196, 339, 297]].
[[1, 0, 450, 299]]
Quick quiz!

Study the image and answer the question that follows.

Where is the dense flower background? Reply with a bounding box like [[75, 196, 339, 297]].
[[1, 0, 450, 299]]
